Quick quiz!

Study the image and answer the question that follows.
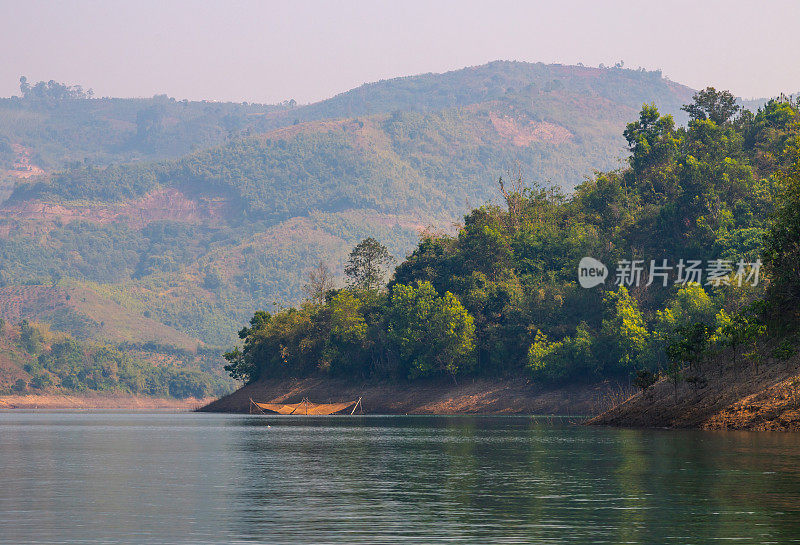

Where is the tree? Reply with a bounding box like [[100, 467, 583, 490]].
[[323, 291, 368, 374], [345, 238, 394, 291], [19, 321, 43, 354], [458, 207, 513, 279], [599, 287, 649, 373], [19, 76, 30, 97], [224, 311, 274, 383], [303, 260, 335, 305], [666, 322, 711, 376], [651, 284, 718, 366], [720, 310, 765, 366], [623, 103, 679, 174], [388, 282, 475, 381], [222, 347, 249, 382], [30, 372, 53, 390], [237, 311, 271, 339], [763, 150, 800, 313], [527, 323, 596, 383], [682, 87, 740, 125]]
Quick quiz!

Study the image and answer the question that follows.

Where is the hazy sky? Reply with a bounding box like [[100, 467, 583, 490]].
[[2, 0, 799, 104]]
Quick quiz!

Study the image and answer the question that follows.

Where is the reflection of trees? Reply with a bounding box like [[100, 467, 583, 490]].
[[231, 416, 800, 543], [610, 428, 800, 543]]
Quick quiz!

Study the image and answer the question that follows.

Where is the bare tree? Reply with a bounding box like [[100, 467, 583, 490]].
[[303, 260, 335, 305], [498, 167, 526, 230]]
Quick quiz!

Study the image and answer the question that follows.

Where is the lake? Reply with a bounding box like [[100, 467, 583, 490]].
[[1, 412, 800, 544]]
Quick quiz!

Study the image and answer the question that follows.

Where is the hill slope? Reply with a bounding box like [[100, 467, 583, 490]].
[[0, 87, 287, 175], [0, 61, 695, 368], [589, 349, 800, 431]]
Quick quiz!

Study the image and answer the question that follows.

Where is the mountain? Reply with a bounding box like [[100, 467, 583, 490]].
[[2, 62, 694, 192], [0, 84, 288, 172], [0, 61, 697, 394]]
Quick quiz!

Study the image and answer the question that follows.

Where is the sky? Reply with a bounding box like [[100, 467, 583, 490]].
[[2, 0, 799, 105]]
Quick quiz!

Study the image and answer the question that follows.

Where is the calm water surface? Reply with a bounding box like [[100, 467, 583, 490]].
[[1, 412, 800, 544]]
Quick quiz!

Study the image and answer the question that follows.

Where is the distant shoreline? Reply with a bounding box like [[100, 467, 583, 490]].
[[0, 393, 214, 411]]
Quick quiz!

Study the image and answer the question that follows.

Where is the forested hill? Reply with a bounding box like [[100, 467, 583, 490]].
[[6, 63, 696, 219], [256, 61, 693, 129], [0, 62, 698, 396], [1, 62, 693, 182], [0, 81, 289, 173]]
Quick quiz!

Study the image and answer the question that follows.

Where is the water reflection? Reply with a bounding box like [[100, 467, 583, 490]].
[[1, 413, 799, 544]]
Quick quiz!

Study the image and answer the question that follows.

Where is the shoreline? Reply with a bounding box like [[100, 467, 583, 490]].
[[589, 351, 800, 431], [0, 393, 215, 411], [199, 376, 629, 416]]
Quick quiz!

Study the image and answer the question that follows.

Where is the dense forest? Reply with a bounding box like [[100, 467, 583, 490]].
[[224, 89, 800, 387]]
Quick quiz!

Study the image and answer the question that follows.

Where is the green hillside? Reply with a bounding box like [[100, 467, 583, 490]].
[[256, 61, 692, 128], [14, 63, 694, 209], [0, 319, 230, 398], [0, 78, 289, 173], [0, 62, 699, 390]]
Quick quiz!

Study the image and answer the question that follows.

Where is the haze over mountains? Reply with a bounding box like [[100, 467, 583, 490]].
[[0, 60, 701, 390]]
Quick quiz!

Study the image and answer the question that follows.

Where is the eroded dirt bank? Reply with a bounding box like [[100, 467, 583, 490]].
[[199, 376, 626, 415], [589, 352, 800, 431]]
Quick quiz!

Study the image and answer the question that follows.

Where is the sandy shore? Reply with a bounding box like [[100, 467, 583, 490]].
[[199, 376, 629, 416], [0, 393, 215, 410]]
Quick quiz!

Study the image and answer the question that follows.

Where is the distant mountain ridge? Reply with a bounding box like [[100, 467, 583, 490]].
[[1, 61, 694, 179], [9, 62, 696, 215], [265, 61, 692, 125]]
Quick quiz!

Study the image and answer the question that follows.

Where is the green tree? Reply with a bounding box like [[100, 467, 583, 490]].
[[237, 311, 271, 339], [650, 284, 718, 367], [623, 103, 679, 174], [388, 281, 475, 381], [666, 322, 711, 376], [763, 150, 800, 314], [681, 87, 740, 125], [527, 323, 596, 382], [19, 321, 44, 354], [29, 371, 54, 390], [345, 238, 394, 291], [720, 309, 765, 366], [599, 287, 649, 373], [323, 291, 368, 374]]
